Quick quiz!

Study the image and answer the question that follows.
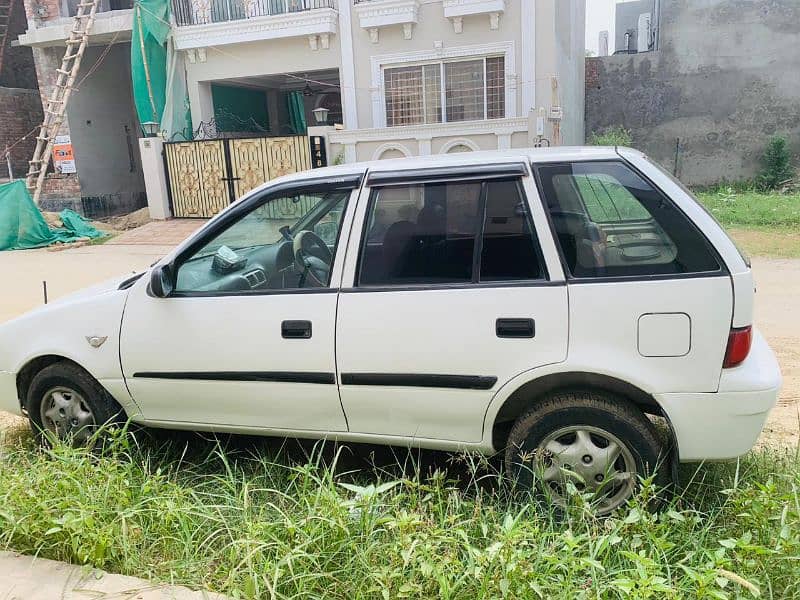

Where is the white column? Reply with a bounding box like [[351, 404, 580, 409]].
[[344, 143, 357, 163], [497, 133, 512, 150], [139, 137, 171, 220], [337, 3, 359, 129], [418, 137, 432, 156], [520, 0, 536, 116]]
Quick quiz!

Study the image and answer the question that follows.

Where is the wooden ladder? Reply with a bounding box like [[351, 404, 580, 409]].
[[25, 0, 101, 204], [0, 0, 13, 74]]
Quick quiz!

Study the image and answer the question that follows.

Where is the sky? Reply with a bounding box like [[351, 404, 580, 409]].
[[585, 0, 618, 56]]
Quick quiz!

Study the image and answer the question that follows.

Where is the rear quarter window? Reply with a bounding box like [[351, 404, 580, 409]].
[[535, 161, 722, 279]]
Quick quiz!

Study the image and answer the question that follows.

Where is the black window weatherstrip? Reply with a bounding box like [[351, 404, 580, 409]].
[[366, 163, 528, 187], [341, 373, 497, 390], [133, 371, 336, 385]]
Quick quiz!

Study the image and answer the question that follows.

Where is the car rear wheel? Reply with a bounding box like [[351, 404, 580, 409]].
[[505, 391, 666, 516], [27, 362, 125, 447]]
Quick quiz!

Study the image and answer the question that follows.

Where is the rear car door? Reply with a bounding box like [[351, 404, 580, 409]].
[[534, 159, 732, 393], [120, 175, 362, 432], [335, 164, 568, 443]]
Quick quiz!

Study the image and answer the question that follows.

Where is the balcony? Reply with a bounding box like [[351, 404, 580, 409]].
[[172, 0, 338, 50]]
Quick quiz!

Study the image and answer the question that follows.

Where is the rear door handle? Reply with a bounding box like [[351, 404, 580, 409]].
[[496, 318, 535, 338], [282, 320, 312, 339]]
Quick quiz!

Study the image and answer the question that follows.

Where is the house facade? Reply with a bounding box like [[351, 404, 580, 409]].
[[17, 0, 585, 217]]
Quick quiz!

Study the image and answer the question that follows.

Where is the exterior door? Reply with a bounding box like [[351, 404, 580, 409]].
[[120, 181, 358, 432], [335, 168, 568, 443]]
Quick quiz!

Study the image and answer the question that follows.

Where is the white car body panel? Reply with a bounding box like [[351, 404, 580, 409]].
[[0, 147, 781, 464], [336, 285, 568, 441], [567, 277, 733, 393], [119, 275, 348, 432]]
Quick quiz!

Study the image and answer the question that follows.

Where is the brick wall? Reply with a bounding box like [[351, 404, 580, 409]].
[[585, 57, 600, 91], [0, 87, 43, 178], [0, 0, 38, 88], [22, 0, 62, 24]]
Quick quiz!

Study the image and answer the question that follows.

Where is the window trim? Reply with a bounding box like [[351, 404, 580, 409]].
[[531, 159, 729, 282], [371, 41, 516, 128], [353, 174, 550, 290], [151, 174, 364, 299]]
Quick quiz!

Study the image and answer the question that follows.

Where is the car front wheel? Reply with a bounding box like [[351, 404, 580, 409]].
[[505, 391, 666, 516], [27, 361, 125, 447]]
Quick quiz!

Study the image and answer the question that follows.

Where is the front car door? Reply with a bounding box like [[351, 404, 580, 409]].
[[335, 163, 568, 443], [120, 174, 363, 433]]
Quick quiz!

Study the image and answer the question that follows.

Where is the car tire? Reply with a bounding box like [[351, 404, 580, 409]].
[[27, 361, 126, 447], [504, 390, 667, 516]]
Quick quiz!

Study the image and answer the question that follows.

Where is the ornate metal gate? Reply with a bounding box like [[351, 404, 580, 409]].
[[164, 134, 317, 218]]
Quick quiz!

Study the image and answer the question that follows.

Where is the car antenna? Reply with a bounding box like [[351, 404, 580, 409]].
[[42, 280, 48, 304]]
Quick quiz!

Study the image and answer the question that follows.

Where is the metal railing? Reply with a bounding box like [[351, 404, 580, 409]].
[[172, 0, 335, 27]]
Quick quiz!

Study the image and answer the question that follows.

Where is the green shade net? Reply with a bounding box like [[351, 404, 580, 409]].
[[132, 0, 184, 136], [0, 180, 105, 251], [287, 91, 307, 134]]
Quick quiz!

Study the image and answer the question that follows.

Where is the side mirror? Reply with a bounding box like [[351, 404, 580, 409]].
[[149, 264, 174, 298]]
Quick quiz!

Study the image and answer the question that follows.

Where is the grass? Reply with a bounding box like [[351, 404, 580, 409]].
[[1, 428, 799, 599], [693, 188, 800, 258]]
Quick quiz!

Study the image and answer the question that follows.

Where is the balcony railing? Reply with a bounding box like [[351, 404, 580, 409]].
[[172, 0, 335, 27]]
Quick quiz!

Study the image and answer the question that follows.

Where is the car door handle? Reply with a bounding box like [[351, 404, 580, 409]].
[[282, 320, 312, 339], [496, 318, 535, 338]]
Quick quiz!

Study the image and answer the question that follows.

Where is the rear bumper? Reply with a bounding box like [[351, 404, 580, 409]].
[[657, 330, 781, 461], [0, 371, 22, 416]]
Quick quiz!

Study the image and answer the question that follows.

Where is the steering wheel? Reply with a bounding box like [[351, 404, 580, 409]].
[[293, 230, 333, 287]]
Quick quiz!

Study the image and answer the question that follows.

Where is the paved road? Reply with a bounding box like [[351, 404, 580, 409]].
[[0, 244, 797, 445]]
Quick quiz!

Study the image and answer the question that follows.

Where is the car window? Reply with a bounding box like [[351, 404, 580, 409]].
[[358, 177, 544, 286], [536, 161, 720, 278], [174, 189, 350, 293], [359, 181, 481, 285], [480, 180, 544, 281]]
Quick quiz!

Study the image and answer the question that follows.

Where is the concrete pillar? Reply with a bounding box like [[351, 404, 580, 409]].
[[139, 137, 171, 220], [307, 125, 335, 167]]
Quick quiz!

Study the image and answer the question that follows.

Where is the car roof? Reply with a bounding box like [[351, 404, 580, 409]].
[[276, 146, 623, 183]]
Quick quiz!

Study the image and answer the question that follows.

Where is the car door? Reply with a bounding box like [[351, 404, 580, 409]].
[[335, 164, 568, 443], [119, 174, 362, 432]]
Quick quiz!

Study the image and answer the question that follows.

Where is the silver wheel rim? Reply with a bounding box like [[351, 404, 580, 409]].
[[535, 425, 637, 515], [39, 386, 96, 445]]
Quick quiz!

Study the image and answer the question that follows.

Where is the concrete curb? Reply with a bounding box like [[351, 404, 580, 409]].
[[0, 551, 229, 599]]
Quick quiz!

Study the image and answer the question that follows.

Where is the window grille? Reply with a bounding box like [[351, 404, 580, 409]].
[[384, 56, 505, 127]]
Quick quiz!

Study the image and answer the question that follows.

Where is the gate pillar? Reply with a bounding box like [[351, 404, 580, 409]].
[[139, 137, 172, 220]]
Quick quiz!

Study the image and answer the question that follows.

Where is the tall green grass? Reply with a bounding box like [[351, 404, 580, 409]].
[[694, 188, 800, 228], [1, 430, 799, 599]]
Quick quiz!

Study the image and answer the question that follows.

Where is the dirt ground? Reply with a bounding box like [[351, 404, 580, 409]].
[[0, 244, 797, 450]]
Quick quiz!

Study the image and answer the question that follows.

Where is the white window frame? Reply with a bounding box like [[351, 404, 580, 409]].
[[370, 41, 516, 128]]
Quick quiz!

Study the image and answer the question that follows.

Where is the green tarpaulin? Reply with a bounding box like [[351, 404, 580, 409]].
[[0, 180, 105, 251], [131, 0, 170, 129], [132, 0, 191, 139]]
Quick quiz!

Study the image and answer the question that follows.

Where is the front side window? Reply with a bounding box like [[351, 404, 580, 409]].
[[358, 178, 544, 286], [174, 188, 350, 293], [384, 56, 505, 127], [536, 161, 720, 278]]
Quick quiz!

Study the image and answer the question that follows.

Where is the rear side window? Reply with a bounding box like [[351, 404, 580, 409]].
[[358, 178, 544, 286], [536, 161, 721, 278]]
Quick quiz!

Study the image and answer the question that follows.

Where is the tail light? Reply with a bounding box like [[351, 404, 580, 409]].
[[723, 326, 752, 368]]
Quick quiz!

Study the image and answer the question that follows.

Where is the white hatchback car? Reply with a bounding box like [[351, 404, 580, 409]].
[[0, 147, 781, 512]]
